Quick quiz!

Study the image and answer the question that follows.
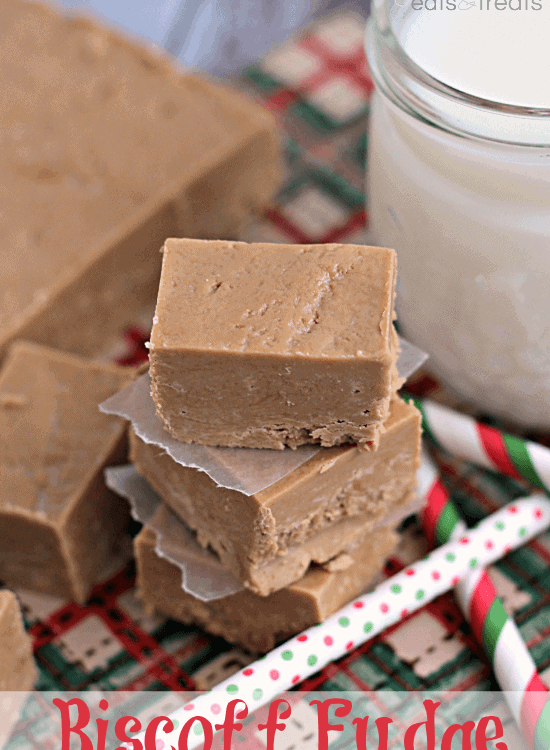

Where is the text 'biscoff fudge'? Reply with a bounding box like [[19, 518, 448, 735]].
[[136, 522, 398, 653], [0, 342, 133, 603], [130, 396, 421, 595], [149, 239, 400, 450], [0, 0, 280, 362]]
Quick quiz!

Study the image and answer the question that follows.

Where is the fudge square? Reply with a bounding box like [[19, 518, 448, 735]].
[[149, 239, 400, 450], [136, 522, 398, 653], [130, 395, 421, 595], [0, 0, 280, 363], [0, 591, 37, 690], [0, 341, 134, 603]]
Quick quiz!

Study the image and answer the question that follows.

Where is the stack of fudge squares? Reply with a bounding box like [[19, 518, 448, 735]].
[[131, 239, 422, 652]]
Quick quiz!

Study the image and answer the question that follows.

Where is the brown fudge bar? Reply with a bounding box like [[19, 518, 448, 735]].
[[0, 591, 37, 690], [0, 0, 280, 362], [130, 396, 421, 595], [0, 341, 134, 603], [136, 524, 398, 652], [149, 239, 399, 450]]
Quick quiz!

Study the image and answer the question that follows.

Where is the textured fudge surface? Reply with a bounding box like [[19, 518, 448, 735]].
[[130, 395, 421, 595], [0, 341, 133, 602], [150, 239, 398, 449], [0, 0, 280, 360], [136, 524, 397, 652], [0, 591, 37, 691]]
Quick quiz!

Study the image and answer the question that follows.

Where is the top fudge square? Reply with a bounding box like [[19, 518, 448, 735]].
[[150, 239, 400, 450]]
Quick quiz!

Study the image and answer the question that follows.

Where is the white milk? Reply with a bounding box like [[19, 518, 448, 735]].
[[366, 3, 550, 427], [401, 9, 550, 108]]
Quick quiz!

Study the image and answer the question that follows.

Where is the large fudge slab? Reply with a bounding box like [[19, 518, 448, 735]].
[[149, 239, 399, 450], [0, 342, 133, 603], [0, 0, 280, 362], [0, 591, 37, 690], [136, 524, 398, 652], [130, 396, 421, 595]]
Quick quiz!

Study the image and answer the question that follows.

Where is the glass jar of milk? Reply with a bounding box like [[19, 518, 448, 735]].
[[366, 2, 550, 428]]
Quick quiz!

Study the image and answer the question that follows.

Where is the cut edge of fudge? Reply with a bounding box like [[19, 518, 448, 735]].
[[0, 341, 134, 602], [135, 523, 398, 652], [257, 394, 420, 511], [0, 590, 37, 691], [0, 340, 135, 519], [244, 489, 416, 595]]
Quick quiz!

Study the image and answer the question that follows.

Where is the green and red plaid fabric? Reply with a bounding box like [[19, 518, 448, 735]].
[[6, 16, 550, 741]]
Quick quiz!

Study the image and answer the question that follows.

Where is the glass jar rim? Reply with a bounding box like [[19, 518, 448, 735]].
[[365, 3, 550, 147]]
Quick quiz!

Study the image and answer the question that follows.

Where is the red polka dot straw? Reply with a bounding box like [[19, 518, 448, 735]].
[[144, 452, 550, 750]]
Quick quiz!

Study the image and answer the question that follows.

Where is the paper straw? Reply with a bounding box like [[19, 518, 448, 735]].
[[155, 484, 550, 749], [421, 451, 549, 749], [405, 394, 550, 493]]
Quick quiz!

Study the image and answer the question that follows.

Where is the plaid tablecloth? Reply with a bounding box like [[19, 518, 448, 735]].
[[10, 12, 550, 737]]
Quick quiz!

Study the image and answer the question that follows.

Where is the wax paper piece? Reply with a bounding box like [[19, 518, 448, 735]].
[[100, 337, 427, 496], [396, 337, 428, 381], [105, 466, 243, 600], [101, 375, 319, 495]]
